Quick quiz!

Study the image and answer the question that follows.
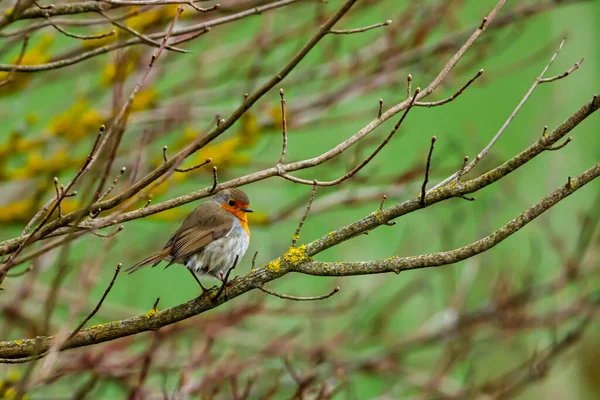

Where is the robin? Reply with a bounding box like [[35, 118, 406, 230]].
[[126, 188, 252, 291]]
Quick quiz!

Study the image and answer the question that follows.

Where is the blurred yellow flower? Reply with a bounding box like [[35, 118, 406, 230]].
[[150, 179, 170, 198], [238, 112, 262, 145], [12, 148, 77, 179], [196, 136, 247, 167], [0, 200, 32, 223], [131, 88, 158, 112], [48, 99, 103, 142], [0, 34, 52, 93], [100, 57, 137, 86]]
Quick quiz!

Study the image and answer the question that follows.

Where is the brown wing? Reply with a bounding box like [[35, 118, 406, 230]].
[[163, 201, 233, 265]]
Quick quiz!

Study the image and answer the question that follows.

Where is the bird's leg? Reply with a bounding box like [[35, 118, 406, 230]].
[[188, 268, 209, 293], [214, 256, 239, 301]]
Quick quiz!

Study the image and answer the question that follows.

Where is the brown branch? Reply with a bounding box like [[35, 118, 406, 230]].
[[279, 87, 420, 186], [210, 166, 218, 193], [67, 263, 122, 342], [538, 58, 584, 83], [0, 263, 121, 363], [0, 8, 183, 282], [44, 14, 115, 40], [0, 0, 494, 259], [187, 2, 219, 13], [544, 136, 572, 151], [0, 118, 597, 358], [256, 285, 340, 301], [98, 10, 188, 54], [415, 69, 484, 108], [278, 88, 288, 165], [420, 136, 436, 207], [329, 19, 391, 34], [90, 225, 124, 238], [431, 38, 582, 191], [53, 177, 63, 218], [292, 181, 317, 246], [21, 127, 102, 236], [163, 146, 212, 172], [0, 0, 304, 72], [97, 167, 126, 202], [297, 162, 600, 276]]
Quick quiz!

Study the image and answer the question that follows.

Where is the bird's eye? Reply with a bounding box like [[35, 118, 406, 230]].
[[228, 200, 235, 206]]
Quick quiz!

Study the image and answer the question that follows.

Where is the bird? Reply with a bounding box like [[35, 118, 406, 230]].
[[126, 188, 252, 291]]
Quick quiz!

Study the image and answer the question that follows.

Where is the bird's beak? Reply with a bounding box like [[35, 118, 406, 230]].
[[242, 207, 253, 213]]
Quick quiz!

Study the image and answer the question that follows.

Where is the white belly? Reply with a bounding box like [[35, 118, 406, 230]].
[[185, 219, 249, 279]]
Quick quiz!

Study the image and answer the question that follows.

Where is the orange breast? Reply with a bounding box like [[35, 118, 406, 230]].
[[222, 204, 251, 238]]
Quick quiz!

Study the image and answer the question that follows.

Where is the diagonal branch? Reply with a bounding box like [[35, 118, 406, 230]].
[[0, 160, 597, 360]]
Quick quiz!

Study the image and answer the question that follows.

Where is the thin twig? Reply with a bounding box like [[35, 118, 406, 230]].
[[256, 284, 340, 301], [45, 14, 115, 40], [251, 251, 259, 269], [420, 136, 437, 207], [98, 10, 188, 54], [187, 1, 219, 13], [378, 99, 383, 118], [378, 195, 387, 212], [0, 263, 121, 363], [292, 181, 318, 246], [430, 38, 582, 192], [280, 87, 421, 186], [210, 166, 218, 193], [329, 19, 391, 34], [97, 167, 126, 202], [53, 177, 62, 217], [457, 156, 469, 181], [278, 88, 288, 165], [376, 195, 396, 226], [545, 136, 572, 151], [538, 58, 584, 83], [90, 225, 123, 238], [67, 263, 122, 341], [0, 0, 297, 72], [163, 146, 212, 172], [415, 69, 483, 107]]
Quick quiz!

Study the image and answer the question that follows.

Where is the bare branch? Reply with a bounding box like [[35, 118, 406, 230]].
[[278, 88, 288, 165], [415, 69, 484, 108], [329, 19, 391, 35], [420, 136, 437, 207], [44, 14, 115, 40], [210, 166, 218, 193], [297, 162, 600, 276], [292, 181, 318, 246], [430, 38, 583, 191], [163, 146, 212, 173], [538, 58, 584, 83], [544, 136, 572, 151], [97, 167, 126, 202], [279, 87, 420, 186], [256, 285, 340, 301]]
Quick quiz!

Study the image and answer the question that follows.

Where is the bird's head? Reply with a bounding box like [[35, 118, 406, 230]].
[[213, 188, 253, 220]]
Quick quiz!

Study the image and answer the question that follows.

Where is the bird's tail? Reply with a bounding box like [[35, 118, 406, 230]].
[[126, 248, 171, 274]]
